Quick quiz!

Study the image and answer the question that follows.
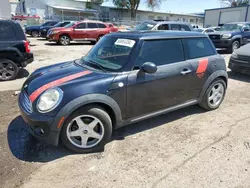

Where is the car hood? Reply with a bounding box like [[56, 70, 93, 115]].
[[235, 43, 250, 56], [41, 26, 55, 30], [23, 61, 114, 98], [208, 31, 239, 35], [26, 25, 41, 30]]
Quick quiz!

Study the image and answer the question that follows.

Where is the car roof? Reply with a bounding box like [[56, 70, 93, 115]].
[[157, 21, 191, 25], [109, 31, 207, 40], [225, 22, 250, 24], [79, 20, 105, 24]]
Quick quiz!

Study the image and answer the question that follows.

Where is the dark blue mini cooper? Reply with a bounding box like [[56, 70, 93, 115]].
[[19, 31, 228, 153]]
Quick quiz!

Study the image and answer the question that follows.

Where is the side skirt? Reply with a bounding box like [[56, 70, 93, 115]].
[[116, 99, 198, 129]]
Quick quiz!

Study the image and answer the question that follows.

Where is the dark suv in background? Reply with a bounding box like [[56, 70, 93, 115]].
[[39, 21, 75, 38], [208, 22, 250, 52], [0, 20, 33, 81], [25, 21, 58, 37]]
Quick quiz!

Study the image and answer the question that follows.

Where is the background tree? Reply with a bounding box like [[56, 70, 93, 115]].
[[113, 0, 163, 20], [219, 0, 249, 7]]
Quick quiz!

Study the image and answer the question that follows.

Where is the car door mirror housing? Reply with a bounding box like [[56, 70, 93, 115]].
[[141, 62, 157, 74], [243, 27, 250, 32]]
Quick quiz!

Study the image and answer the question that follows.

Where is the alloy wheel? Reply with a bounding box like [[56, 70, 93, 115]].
[[232, 41, 239, 51], [60, 36, 70, 45], [66, 115, 104, 149], [208, 83, 224, 108], [32, 31, 39, 37], [0, 61, 15, 80]]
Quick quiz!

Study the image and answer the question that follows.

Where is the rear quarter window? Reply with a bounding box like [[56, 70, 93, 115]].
[[0, 22, 16, 41], [183, 38, 216, 59]]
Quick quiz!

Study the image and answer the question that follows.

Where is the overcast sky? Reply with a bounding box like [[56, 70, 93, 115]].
[[102, 0, 222, 13]]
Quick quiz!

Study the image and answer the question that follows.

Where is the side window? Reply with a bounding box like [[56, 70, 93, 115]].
[[0, 22, 16, 41], [180, 24, 191, 31], [183, 38, 215, 59], [136, 39, 184, 68], [97, 23, 107, 28], [158, 24, 169, 30], [87, 23, 98, 29], [61, 22, 70, 27], [75, 23, 86, 29], [170, 24, 180, 30]]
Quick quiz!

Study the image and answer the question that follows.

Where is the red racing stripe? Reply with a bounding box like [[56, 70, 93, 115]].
[[29, 70, 92, 102], [196, 58, 208, 74]]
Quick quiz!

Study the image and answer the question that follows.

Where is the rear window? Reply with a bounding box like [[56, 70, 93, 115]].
[[0, 22, 16, 41], [183, 38, 215, 59], [136, 39, 184, 68]]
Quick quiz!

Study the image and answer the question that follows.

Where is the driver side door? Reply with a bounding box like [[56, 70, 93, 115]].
[[73, 23, 87, 40], [126, 39, 195, 119]]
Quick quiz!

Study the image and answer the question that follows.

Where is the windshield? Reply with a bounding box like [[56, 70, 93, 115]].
[[134, 22, 156, 31], [220, 24, 243, 31], [64, 22, 76, 28], [54, 22, 63, 27], [81, 36, 137, 71]]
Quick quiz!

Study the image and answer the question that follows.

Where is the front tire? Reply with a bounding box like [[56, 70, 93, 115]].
[[31, 31, 39, 37], [61, 105, 112, 153], [228, 40, 240, 53], [59, 35, 70, 45], [0, 59, 19, 81], [199, 78, 226, 110]]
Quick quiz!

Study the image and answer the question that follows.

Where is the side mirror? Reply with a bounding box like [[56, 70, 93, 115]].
[[243, 28, 250, 32], [141, 62, 157, 74]]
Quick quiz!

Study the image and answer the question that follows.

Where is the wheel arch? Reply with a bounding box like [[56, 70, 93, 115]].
[[59, 33, 72, 40], [198, 70, 228, 103], [51, 94, 122, 132]]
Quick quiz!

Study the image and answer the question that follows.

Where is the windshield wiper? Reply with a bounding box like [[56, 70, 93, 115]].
[[84, 60, 108, 72]]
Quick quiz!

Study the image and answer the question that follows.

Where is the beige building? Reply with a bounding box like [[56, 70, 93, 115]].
[[100, 6, 204, 27]]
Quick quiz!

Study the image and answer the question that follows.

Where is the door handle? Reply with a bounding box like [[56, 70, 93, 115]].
[[181, 69, 192, 75]]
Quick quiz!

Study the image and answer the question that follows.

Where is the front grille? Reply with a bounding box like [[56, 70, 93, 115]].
[[20, 91, 32, 113], [238, 55, 250, 62], [209, 35, 221, 40]]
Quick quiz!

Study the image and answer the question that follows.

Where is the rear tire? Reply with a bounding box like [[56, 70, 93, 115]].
[[0, 59, 19, 81], [59, 35, 70, 45], [60, 105, 112, 153], [199, 78, 226, 110]]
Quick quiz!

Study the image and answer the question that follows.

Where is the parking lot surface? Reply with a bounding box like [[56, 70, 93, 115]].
[[1, 38, 250, 188]]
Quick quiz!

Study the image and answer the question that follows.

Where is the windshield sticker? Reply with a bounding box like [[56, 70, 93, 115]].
[[115, 39, 135, 48]]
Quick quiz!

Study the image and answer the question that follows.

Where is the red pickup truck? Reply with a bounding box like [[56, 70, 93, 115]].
[[12, 14, 40, 21], [47, 20, 118, 45]]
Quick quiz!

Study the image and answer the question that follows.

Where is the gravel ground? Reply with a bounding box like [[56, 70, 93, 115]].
[[1, 37, 250, 188]]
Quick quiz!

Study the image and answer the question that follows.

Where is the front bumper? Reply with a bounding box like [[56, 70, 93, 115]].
[[210, 39, 233, 48], [228, 57, 250, 75], [47, 34, 59, 42], [40, 30, 48, 38], [18, 91, 61, 146]]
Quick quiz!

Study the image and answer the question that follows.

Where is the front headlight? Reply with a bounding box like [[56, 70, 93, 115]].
[[231, 51, 238, 59], [37, 88, 63, 113], [51, 31, 59, 35], [222, 34, 232, 39], [42, 29, 47, 31]]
